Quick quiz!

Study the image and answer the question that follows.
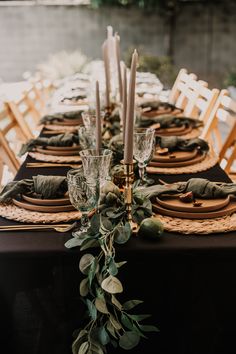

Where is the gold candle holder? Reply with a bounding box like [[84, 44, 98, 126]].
[[121, 160, 134, 222]]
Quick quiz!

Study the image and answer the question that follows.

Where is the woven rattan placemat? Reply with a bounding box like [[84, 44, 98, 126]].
[[0, 203, 81, 223], [147, 149, 218, 175], [29, 152, 81, 163]]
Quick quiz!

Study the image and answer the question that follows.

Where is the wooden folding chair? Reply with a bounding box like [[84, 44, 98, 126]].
[[184, 85, 220, 124], [6, 83, 44, 138], [0, 103, 25, 186], [168, 68, 198, 111]]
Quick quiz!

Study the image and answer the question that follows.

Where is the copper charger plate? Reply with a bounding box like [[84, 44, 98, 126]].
[[22, 194, 71, 206], [153, 197, 236, 219], [149, 151, 206, 168], [156, 195, 231, 213], [153, 149, 198, 163], [154, 125, 193, 136], [13, 198, 75, 213], [35, 147, 80, 156], [52, 118, 82, 126], [44, 145, 80, 152]]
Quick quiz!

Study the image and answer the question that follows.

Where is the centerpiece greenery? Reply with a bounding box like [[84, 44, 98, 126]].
[[65, 180, 162, 354]]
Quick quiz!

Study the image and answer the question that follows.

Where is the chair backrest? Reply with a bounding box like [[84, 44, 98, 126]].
[[184, 85, 220, 124], [169, 68, 198, 111], [6, 82, 45, 139], [0, 103, 22, 176], [201, 89, 236, 173]]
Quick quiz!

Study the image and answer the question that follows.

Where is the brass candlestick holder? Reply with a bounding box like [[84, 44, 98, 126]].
[[121, 160, 134, 222]]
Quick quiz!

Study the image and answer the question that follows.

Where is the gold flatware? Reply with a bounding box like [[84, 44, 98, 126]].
[[0, 222, 77, 233], [26, 163, 81, 168]]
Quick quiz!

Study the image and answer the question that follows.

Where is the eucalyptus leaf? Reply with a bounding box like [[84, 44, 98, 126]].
[[80, 239, 100, 251], [116, 261, 127, 268], [86, 299, 97, 320], [78, 341, 89, 354], [109, 314, 122, 330], [100, 216, 113, 233], [138, 324, 159, 332], [106, 321, 117, 339], [72, 330, 88, 354], [79, 254, 95, 275], [95, 297, 109, 314], [80, 278, 89, 297], [88, 257, 98, 286], [121, 313, 134, 331], [65, 237, 83, 249], [101, 275, 123, 294], [122, 300, 143, 311], [97, 327, 110, 345], [111, 295, 122, 311], [88, 213, 100, 236], [114, 223, 131, 244], [128, 314, 151, 321], [90, 342, 104, 354], [108, 258, 118, 276], [119, 331, 140, 350]]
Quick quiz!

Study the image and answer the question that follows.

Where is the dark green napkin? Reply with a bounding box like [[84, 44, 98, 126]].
[[156, 136, 209, 152], [19, 132, 79, 156], [40, 110, 83, 124], [139, 178, 236, 200], [0, 175, 67, 203], [138, 114, 203, 129], [140, 100, 183, 113], [61, 94, 86, 102]]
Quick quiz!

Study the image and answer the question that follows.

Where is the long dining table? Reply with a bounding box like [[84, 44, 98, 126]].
[[1, 153, 236, 354]]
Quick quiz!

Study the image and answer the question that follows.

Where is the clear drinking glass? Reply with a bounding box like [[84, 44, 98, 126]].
[[67, 169, 98, 238], [133, 127, 155, 185], [78, 126, 96, 150], [79, 148, 113, 187]]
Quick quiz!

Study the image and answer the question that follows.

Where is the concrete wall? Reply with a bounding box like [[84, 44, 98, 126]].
[[0, 2, 235, 86]]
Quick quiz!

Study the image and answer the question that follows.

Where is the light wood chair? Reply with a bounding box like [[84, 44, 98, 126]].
[[0, 103, 26, 186], [200, 89, 236, 176], [6, 82, 45, 139], [169, 68, 198, 111], [184, 84, 220, 124]]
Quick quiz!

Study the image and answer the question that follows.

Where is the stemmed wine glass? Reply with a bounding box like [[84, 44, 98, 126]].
[[66, 169, 98, 239], [79, 148, 113, 187], [133, 127, 155, 185], [78, 126, 96, 150]]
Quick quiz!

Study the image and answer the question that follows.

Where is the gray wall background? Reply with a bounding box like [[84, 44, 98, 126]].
[[0, 2, 235, 86]]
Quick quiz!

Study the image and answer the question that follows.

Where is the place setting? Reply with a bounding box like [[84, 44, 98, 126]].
[[40, 109, 83, 133], [146, 135, 218, 174]]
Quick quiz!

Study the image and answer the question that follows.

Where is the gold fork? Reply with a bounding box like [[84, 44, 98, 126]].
[[26, 163, 81, 168], [0, 222, 77, 232]]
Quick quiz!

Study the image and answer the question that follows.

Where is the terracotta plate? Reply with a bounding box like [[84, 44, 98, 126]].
[[44, 145, 80, 152], [22, 194, 71, 206], [35, 147, 80, 156], [153, 199, 236, 219], [156, 195, 231, 213], [154, 125, 193, 136], [153, 149, 198, 163], [149, 152, 206, 168], [53, 119, 82, 126], [13, 198, 75, 213]]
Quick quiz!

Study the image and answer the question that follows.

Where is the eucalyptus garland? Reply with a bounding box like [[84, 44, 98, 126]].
[[65, 181, 160, 354]]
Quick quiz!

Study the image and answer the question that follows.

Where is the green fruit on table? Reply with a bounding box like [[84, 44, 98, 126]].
[[138, 218, 164, 239]]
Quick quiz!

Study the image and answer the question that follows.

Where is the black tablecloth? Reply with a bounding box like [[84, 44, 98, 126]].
[[1, 155, 236, 354]]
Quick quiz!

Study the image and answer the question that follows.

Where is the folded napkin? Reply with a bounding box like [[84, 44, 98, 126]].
[[155, 136, 209, 152], [19, 132, 79, 156], [140, 100, 182, 113], [0, 175, 67, 203], [139, 178, 236, 200], [61, 94, 87, 102], [138, 114, 203, 129], [40, 110, 83, 124]]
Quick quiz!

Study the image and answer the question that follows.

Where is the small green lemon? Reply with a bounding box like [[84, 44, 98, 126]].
[[138, 218, 164, 240]]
